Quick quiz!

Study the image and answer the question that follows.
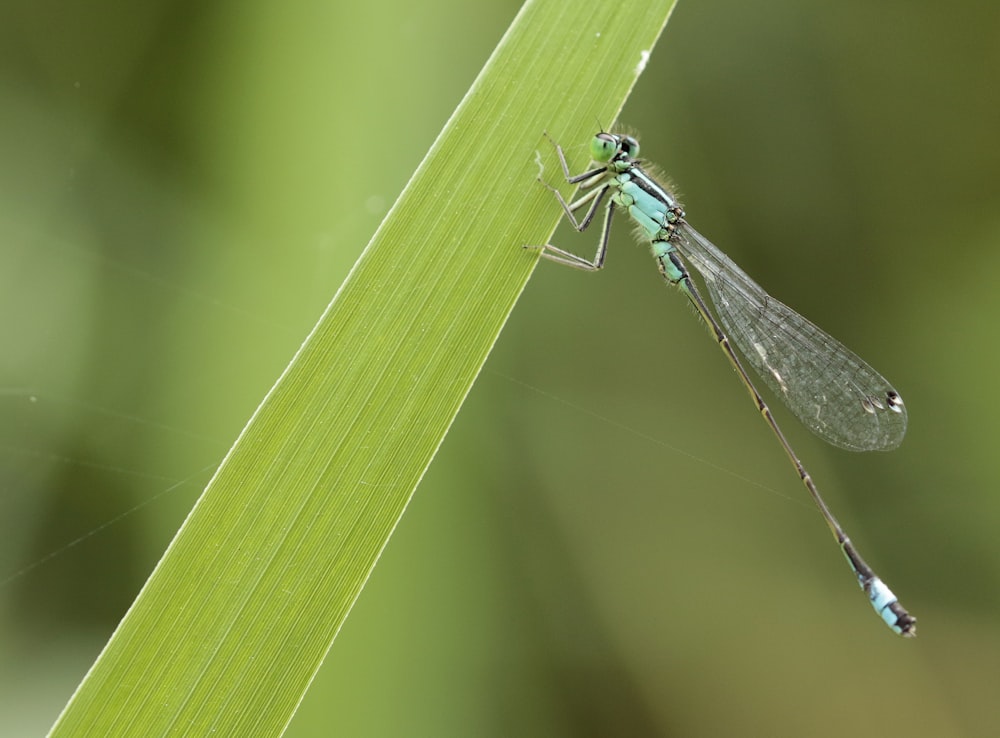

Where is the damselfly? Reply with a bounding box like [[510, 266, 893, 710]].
[[531, 131, 915, 637]]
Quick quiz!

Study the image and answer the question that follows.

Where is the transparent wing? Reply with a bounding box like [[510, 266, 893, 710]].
[[672, 223, 907, 451]]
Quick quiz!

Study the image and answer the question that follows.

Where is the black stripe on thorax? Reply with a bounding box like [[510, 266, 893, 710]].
[[625, 165, 675, 206]]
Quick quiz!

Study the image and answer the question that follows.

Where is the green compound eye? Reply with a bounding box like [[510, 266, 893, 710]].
[[619, 135, 639, 159], [589, 132, 640, 163], [589, 132, 619, 162]]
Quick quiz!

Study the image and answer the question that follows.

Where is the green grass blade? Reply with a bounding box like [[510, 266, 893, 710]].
[[49, 0, 677, 734]]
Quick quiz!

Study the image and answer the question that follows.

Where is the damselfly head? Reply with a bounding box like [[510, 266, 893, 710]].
[[590, 132, 640, 164]]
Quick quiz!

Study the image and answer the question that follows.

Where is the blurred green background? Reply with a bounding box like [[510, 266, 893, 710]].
[[2, 0, 999, 735]]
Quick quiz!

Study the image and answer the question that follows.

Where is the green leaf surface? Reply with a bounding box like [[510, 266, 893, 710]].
[[49, 0, 677, 734]]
